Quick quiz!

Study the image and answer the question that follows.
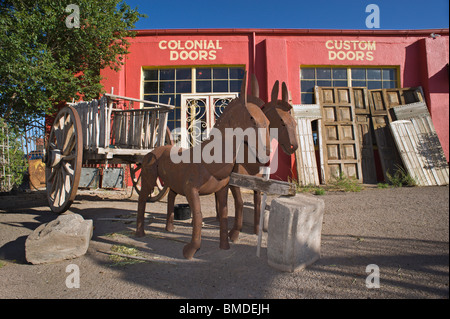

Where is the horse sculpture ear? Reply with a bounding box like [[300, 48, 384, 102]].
[[240, 71, 248, 105], [251, 74, 259, 98], [282, 82, 289, 102], [271, 80, 279, 102]]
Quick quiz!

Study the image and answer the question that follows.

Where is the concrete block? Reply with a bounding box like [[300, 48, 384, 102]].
[[25, 213, 93, 265], [243, 206, 269, 232], [267, 194, 324, 272]]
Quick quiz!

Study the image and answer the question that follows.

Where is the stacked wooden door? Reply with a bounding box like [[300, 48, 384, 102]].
[[293, 104, 321, 186], [390, 100, 449, 186], [368, 88, 422, 181], [308, 86, 448, 186], [315, 87, 362, 183], [353, 87, 377, 184]]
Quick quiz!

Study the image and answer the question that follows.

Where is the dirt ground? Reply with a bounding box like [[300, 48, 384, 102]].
[[0, 185, 448, 301]]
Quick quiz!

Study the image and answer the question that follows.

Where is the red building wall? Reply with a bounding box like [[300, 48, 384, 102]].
[[100, 28, 449, 182]]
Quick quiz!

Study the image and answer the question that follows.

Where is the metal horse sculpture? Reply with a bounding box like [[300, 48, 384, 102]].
[[228, 78, 298, 242], [162, 76, 298, 244], [136, 74, 271, 259]]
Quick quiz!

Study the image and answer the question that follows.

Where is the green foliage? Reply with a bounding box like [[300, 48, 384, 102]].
[[386, 165, 417, 187], [377, 183, 390, 189], [0, 0, 145, 129], [293, 172, 363, 195], [314, 188, 326, 195], [328, 172, 363, 192], [109, 244, 145, 266], [296, 183, 326, 196], [0, 119, 27, 191]]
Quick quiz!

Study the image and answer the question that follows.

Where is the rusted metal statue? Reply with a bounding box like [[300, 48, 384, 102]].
[[135, 73, 271, 259], [163, 76, 298, 243], [228, 77, 298, 242]]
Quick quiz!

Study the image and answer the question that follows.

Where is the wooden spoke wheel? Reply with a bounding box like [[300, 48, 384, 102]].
[[45, 106, 83, 213]]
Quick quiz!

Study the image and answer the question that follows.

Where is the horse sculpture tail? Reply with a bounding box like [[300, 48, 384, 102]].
[[135, 152, 159, 237]]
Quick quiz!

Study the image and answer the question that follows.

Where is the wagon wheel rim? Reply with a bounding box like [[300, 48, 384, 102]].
[[45, 106, 83, 213], [129, 164, 169, 202], [129, 127, 172, 201]]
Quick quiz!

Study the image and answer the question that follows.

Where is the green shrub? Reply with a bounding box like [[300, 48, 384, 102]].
[[314, 188, 326, 195], [386, 165, 417, 187], [329, 172, 363, 192], [0, 119, 27, 192]]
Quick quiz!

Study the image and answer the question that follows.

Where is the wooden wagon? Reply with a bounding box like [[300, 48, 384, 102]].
[[45, 93, 174, 213]]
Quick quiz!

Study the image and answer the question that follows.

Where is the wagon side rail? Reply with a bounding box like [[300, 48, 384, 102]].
[[71, 94, 174, 157]]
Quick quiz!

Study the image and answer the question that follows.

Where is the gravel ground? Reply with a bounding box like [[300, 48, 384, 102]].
[[0, 185, 448, 301]]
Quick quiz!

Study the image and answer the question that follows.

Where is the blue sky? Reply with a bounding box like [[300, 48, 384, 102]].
[[126, 0, 449, 30]]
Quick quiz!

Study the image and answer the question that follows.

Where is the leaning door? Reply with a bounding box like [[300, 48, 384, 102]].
[[316, 86, 363, 183]]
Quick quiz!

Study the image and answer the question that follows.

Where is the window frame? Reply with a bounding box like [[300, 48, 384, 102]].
[[300, 65, 400, 104], [141, 65, 245, 131]]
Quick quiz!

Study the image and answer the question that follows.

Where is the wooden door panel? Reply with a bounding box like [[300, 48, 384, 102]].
[[325, 125, 338, 140], [342, 144, 356, 160], [389, 99, 449, 186], [316, 86, 362, 183], [323, 107, 337, 122], [368, 87, 423, 182], [352, 87, 377, 183], [341, 125, 355, 140], [337, 88, 351, 103], [327, 144, 340, 160], [339, 107, 353, 122]]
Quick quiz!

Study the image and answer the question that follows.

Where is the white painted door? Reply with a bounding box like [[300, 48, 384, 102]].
[[179, 93, 238, 148]]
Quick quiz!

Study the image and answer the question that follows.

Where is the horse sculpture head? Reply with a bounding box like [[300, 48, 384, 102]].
[[261, 80, 298, 155], [213, 72, 271, 165]]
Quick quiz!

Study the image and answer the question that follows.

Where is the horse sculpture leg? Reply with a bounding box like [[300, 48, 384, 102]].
[[228, 185, 244, 242], [136, 154, 158, 237], [183, 188, 202, 259], [165, 189, 177, 232], [214, 193, 220, 220], [216, 186, 230, 250], [253, 190, 261, 235]]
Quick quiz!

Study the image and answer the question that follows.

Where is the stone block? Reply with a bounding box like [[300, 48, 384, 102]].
[[267, 194, 324, 272], [25, 213, 93, 265], [243, 205, 269, 232]]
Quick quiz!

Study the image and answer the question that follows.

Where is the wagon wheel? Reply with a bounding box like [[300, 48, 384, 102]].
[[129, 127, 172, 202], [129, 164, 169, 202], [45, 106, 83, 213]]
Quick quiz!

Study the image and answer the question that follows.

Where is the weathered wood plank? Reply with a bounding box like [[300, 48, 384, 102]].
[[157, 111, 169, 147], [390, 97, 449, 186], [292, 104, 320, 186], [295, 118, 320, 186], [104, 93, 174, 110], [229, 173, 296, 196], [99, 97, 107, 148], [390, 120, 429, 186], [353, 88, 377, 184], [390, 119, 449, 186], [149, 112, 157, 148], [393, 101, 429, 120], [411, 117, 449, 185], [292, 104, 321, 119]]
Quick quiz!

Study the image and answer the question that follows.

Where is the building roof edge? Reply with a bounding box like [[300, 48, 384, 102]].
[[134, 28, 450, 37]]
